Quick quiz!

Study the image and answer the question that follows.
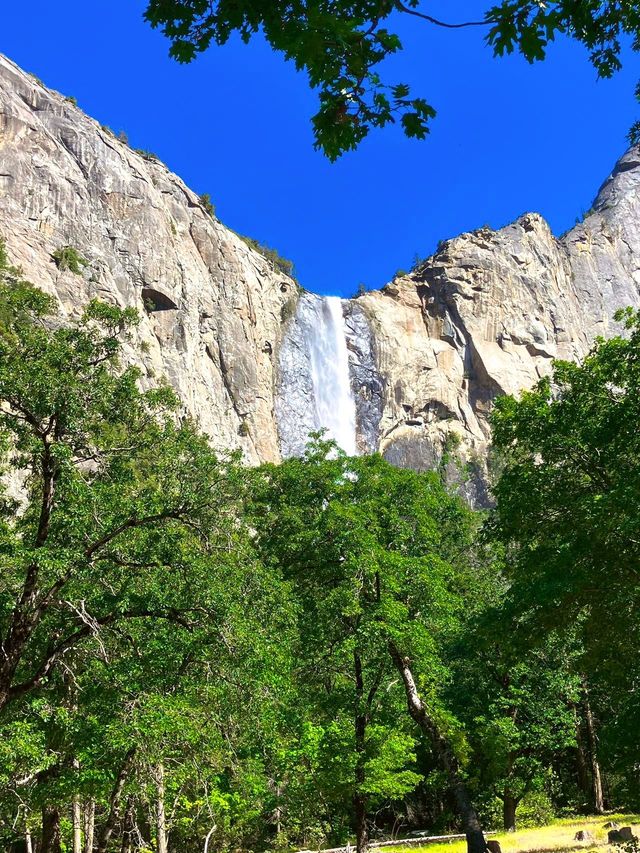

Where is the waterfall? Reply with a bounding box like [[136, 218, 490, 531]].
[[308, 296, 357, 455], [276, 293, 358, 457]]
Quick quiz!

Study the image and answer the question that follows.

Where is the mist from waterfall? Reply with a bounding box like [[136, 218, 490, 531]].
[[276, 293, 358, 458]]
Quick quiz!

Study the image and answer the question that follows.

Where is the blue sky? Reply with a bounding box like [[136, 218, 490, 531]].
[[2, 1, 638, 296]]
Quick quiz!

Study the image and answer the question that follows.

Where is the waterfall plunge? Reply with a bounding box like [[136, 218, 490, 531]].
[[276, 293, 358, 458], [308, 296, 357, 455]]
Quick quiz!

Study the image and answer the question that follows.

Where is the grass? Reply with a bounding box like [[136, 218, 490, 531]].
[[387, 815, 640, 853]]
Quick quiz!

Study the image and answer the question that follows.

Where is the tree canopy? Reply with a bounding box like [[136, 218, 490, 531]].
[[1, 236, 640, 851], [143, 0, 640, 159], [488, 307, 640, 809]]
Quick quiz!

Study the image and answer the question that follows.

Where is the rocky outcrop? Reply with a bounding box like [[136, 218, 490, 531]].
[[0, 53, 295, 464], [1, 52, 640, 491], [353, 156, 640, 496]]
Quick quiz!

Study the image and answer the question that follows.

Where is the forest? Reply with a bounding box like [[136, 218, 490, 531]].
[[0, 234, 638, 853]]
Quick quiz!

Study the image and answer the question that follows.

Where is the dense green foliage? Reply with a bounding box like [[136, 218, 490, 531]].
[[489, 308, 640, 813], [0, 244, 289, 852], [51, 245, 88, 275], [247, 442, 482, 850], [198, 192, 216, 217], [0, 239, 639, 851], [490, 308, 640, 684], [143, 0, 640, 158]]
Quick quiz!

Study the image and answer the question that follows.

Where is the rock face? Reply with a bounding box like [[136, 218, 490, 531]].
[[350, 153, 640, 499], [1, 52, 640, 491], [0, 53, 295, 464], [275, 171, 640, 503]]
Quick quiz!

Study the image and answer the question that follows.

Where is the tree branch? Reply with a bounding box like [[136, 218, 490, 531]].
[[84, 509, 185, 559], [6, 608, 195, 703], [394, 1, 489, 29]]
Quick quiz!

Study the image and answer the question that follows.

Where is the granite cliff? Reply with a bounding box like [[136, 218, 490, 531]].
[[1, 52, 639, 496]]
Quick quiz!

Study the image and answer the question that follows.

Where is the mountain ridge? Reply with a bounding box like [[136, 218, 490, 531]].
[[1, 51, 639, 499]]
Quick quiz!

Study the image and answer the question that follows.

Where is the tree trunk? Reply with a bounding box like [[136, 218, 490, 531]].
[[583, 686, 604, 814], [121, 798, 135, 853], [353, 651, 369, 853], [502, 791, 517, 832], [274, 782, 283, 837], [73, 794, 83, 853], [354, 793, 368, 853], [96, 748, 136, 853], [156, 763, 168, 853], [25, 827, 33, 853], [41, 806, 62, 853], [572, 704, 591, 804], [388, 642, 487, 853], [83, 800, 95, 853]]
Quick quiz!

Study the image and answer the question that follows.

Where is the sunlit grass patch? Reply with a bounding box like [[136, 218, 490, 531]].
[[386, 815, 640, 853]]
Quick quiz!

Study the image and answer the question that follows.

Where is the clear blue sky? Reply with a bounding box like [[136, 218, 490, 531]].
[[2, 2, 637, 296]]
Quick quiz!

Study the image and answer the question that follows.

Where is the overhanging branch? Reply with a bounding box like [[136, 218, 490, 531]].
[[395, 1, 489, 29]]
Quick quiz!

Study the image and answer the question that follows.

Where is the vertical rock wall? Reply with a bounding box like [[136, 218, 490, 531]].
[[2, 51, 640, 490], [0, 52, 294, 464]]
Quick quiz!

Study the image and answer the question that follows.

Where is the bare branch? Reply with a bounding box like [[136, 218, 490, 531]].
[[394, 1, 489, 29]]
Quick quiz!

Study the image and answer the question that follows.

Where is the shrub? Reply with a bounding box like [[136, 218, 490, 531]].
[[199, 193, 215, 217], [117, 130, 129, 144], [65, 96, 77, 106], [516, 791, 556, 828], [135, 149, 159, 161], [238, 235, 294, 277], [442, 431, 461, 455], [394, 269, 408, 279], [51, 246, 88, 275]]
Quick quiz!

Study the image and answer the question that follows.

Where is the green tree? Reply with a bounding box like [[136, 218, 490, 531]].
[[250, 439, 490, 853], [144, 0, 640, 159], [0, 251, 239, 711], [0, 242, 293, 850], [488, 307, 640, 809], [451, 634, 580, 830]]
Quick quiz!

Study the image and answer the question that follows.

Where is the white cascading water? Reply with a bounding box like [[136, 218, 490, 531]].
[[275, 293, 358, 458], [308, 296, 357, 455]]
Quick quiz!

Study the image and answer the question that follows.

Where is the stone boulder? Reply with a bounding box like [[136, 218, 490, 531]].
[[608, 827, 636, 844], [575, 830, 594, 841]]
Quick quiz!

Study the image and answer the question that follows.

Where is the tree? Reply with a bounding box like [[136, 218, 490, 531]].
[[249, 439, 490, 853], [452, 636, 579, 830], [0, 241, 293, 850], [488, 307, 640, 809], [144, 0, 640, 159], [0, 240, 252, 713]]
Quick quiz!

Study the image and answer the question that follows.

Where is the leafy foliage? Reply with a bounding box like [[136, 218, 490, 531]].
[[143, 0, 640, 158], [248, 438, 487, 845], [488, 307, 640, 811], [198, 192, 215, 216], [0, 241, 292, 850], [51, 245, 88, 275]]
